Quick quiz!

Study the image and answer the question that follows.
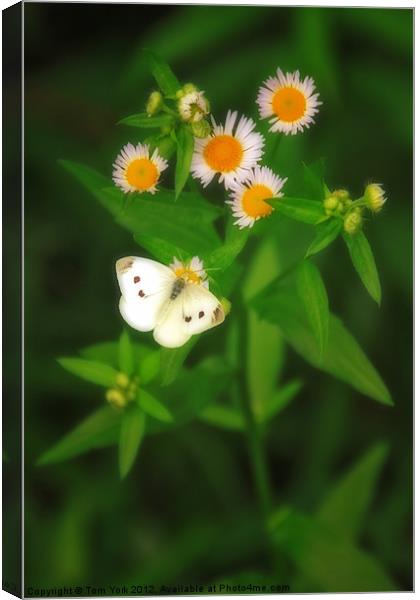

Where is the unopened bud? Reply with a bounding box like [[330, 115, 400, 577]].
[[364, 183, 386, 213], [332, 188, 350, 200], [146, 90, 163, 116], [115, 372, 130, 389], [323, 195, 339, 215], [344, 208, 363, 235], [106, 388, 127, 409]]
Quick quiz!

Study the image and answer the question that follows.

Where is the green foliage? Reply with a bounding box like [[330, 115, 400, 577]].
[[136, 388, 173, 423], [252, 275, 392, 405], [270, 197, 327, 224], [296, 260, 329, 357], [138, 350, 161, 385], [257, 379, 303, 424], [118, 330, 134, 376], [119, 404, 146, 479], [306, 218, 342, 257], [37, 407, 120, 466], [199, 404, 245, 431], [175, 124, 194, 198], [143, 48, 181, 96], [302, 160, 327, 201], [317, 442, 389, 542], [343, 231, 382, 304], [160, 338, 198, 386], [57, 358, 118, 388], [118, 112, 174, 129]]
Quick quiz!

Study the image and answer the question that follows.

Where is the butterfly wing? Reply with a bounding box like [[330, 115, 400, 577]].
[[116, 256, 175, 332], [153, 283, 225, 348]]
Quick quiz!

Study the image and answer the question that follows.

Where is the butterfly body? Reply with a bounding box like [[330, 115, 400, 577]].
[[116, 256, 225, 348]]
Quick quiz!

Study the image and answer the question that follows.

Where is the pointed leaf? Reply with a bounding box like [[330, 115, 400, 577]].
[[343, 231, 382, 304], [57, 358, 118, 388], [143, 48, 181, 96], [119, 404, 145, 479], [136, 389, 173, 423], [118, 112, 174, 129], [133, 232, 189, 264], [302, 159, 326, 201], [317, 443, 389, 541], [259, 380, 303, 424], [160, 337, 197, 386], [296, 260, 329, 357], [270, 197, 328, 225], [118, 330, 133, 376], [199, 404, 245, 431], [37, 407, 120, 465], [175, 124, 194, 199], [204, 220, 250, 271], [306, 218, 342, 258], [138, 350, 161, 385]]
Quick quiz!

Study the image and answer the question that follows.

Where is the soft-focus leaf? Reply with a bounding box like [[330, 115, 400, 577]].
[[302, 159, 326, 201], [57, 357, 118, 388], [37, 407, 120, 465], [175, 124, 194, 199], [306, 218, 342, 257], [317, 442, 389, 541], [160, 337, 198, 386], [119, 404, 146, 479], [133, 233, 189, 264], [118, 112, 174, 129], [79, 341, 119, 368], [138, 350, 161, 385], [252, 281, 392, 405], [204, 220, 250, 271], [343, 231, 382, 304], [118, 330, 133, 376], [199, 404, 245, 431], [270, 508, 395, 592], [270, 197, 328, 225], [137, 389, 173, 423], [296, 260, 329, 357], [143, 48, 181, 96], [258, 379, 303, 424]]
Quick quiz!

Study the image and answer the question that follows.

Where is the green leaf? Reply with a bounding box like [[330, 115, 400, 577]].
[[270, 508, 395, 592], [118, 330, 133, 376], [302, 159, 326, 201], [138, 350, 161, 385], [118, 112, 174, 129], [270, 197, 328, 225], [252, 281, 392, 405], [143, 48, 181, 96], [199, 404, 245, 431], [79, 341, 119, 368], [175, 124, 194, 199], [37, 407, 120, 465], [306, 218, 342, 258], [204, 220, 250, 272], [60, 161, 222, 255], [317, 442, 389, 542], [160, 337, 198, 386], [258, 380, 303, 424], [136, 389, 173, 423], [133, 232, 189, 264], [57, 357, 118, 388], [343, 231, 382, 304], [119, 404, 146, 479], [296, 260, 329, 357]]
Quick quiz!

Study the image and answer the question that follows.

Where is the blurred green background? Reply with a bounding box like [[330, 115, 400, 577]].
[[21, 4, 412, 593]]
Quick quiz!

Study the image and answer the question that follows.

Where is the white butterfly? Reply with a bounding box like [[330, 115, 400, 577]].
[[115, 255, 225, 348]]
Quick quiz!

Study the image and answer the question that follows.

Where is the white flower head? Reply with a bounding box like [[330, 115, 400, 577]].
[[169, 256, 209, 288], [191, 110, 265, 190], [178, 90, 209, 123], [112, 143, 168, 194], [257, 69, 321, 135], [227, 166, 287, 229]]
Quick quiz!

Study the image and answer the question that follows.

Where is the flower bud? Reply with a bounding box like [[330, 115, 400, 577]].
[[146, 90, 163, 116], [182, 82, 198, 94], [178, 90, 209, 123], [323, 195, 339, 215], [344, 208, 363, 235], [127, 382, 138, 401], [115, 372, 130, 389], [191, 119, 211, 138], [332, 188, 350, 200], [106, 388, 127, 410], [364, 183, 386, 213]]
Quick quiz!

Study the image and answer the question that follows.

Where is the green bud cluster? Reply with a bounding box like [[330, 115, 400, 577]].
[[106, 372, 139, 410]]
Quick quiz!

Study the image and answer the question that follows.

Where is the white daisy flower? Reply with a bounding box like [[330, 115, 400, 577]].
[[191, 110, 265, 189], [178, 90, 209, 123], [257, 69, 321, 135], [169, 256, 209, 288], [112, 143, 168, 194], [227, 166, 287, 229]]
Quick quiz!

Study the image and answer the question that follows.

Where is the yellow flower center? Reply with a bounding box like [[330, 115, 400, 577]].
[[203, 135, 243, 172], [242, 184, 273, 219], [272, 87, 306, 122], [174, 267, 201, 284], [125, 158, 158, 190]]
